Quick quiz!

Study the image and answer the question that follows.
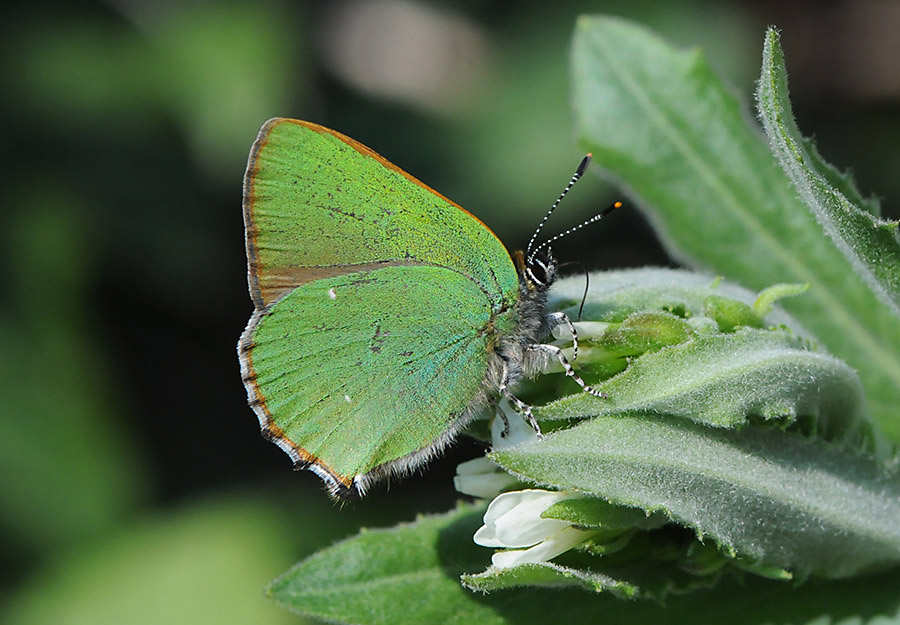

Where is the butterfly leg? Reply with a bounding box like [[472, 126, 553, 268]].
[[498, 364, 543, 439], [528, 343, 607, 399], [546, 311, 579, 361]]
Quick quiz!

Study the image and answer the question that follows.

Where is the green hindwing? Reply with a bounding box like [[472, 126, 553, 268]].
[[243, 265, 509, 494]]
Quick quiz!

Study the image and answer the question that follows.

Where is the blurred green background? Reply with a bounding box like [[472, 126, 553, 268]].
[[1, 1, 898, 622]]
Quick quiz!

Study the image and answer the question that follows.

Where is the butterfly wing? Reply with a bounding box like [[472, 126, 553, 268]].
[[244, 119, 518, 307], [240, 264, 518, 495], [240, 119, 521, 495]]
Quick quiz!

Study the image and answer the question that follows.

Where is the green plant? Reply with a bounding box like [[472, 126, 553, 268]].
[[266, 17, 900, 625]]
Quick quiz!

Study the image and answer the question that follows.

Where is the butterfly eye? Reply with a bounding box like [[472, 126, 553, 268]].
[[525, 249, 557, 287]]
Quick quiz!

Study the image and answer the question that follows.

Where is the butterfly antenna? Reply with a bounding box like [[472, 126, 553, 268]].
[[526, 154, 593, 258], [529, 200, 623, 262]]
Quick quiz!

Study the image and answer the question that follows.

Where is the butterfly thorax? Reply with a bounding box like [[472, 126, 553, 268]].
[[482, 249, 557, 393]]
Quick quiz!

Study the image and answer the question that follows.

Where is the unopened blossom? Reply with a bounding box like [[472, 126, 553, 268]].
[[474, 489, 597, 568]]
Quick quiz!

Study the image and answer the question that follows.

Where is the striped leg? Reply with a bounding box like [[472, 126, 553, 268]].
[[529, 342, 607, 398], [498, 364, 543, 439], [546, 311, 579, 361]]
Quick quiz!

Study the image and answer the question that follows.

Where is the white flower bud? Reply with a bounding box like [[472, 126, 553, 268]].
[[473, 489, 595, 569]]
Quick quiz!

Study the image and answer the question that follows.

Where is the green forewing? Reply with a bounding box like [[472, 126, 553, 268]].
[[245, 119, 518, 307], [249, 265, 517, 480], [242, 119, 521, 489]]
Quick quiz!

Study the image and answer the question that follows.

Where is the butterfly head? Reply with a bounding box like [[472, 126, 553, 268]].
[[521, 247, 557, 290]]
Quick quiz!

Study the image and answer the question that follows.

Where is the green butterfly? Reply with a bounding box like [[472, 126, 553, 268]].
[[238, 119, 615, 497]]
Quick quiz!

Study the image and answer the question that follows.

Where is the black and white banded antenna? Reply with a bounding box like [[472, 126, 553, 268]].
[[528, 200, 623, 264], [526, 153, 623, 263], [525, 153, 594, 260]]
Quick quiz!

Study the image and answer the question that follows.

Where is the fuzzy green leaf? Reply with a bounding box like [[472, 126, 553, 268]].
[[540, 327, 867, 443], [268, 504, 493, 625], [753, 282, 809, 318], [542, 271, 869, 448], [703, 295, 763, 332], [268, 502, 900, 624], [549, 269, 806, 331], [571, 15, 900, 440], [757, 28, 900, 318], [461, 562, 640, 598], [492, 414, 900, 579], [541, 497, 664, 529]]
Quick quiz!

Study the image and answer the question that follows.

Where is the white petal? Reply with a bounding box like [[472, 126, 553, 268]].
[[491, 400, 540, 449], [491, 526, 595, 569], [484, 490, 573, 548], [454, 471, 517, 499], [481, 489, 528, 524], [483, 489, 565, 522], [551, 321, 609, 340], [454, 457, 496, 475], [473, 524, 503, 548], [494, 515, 570, 548], [491, 547, 536, 569]]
